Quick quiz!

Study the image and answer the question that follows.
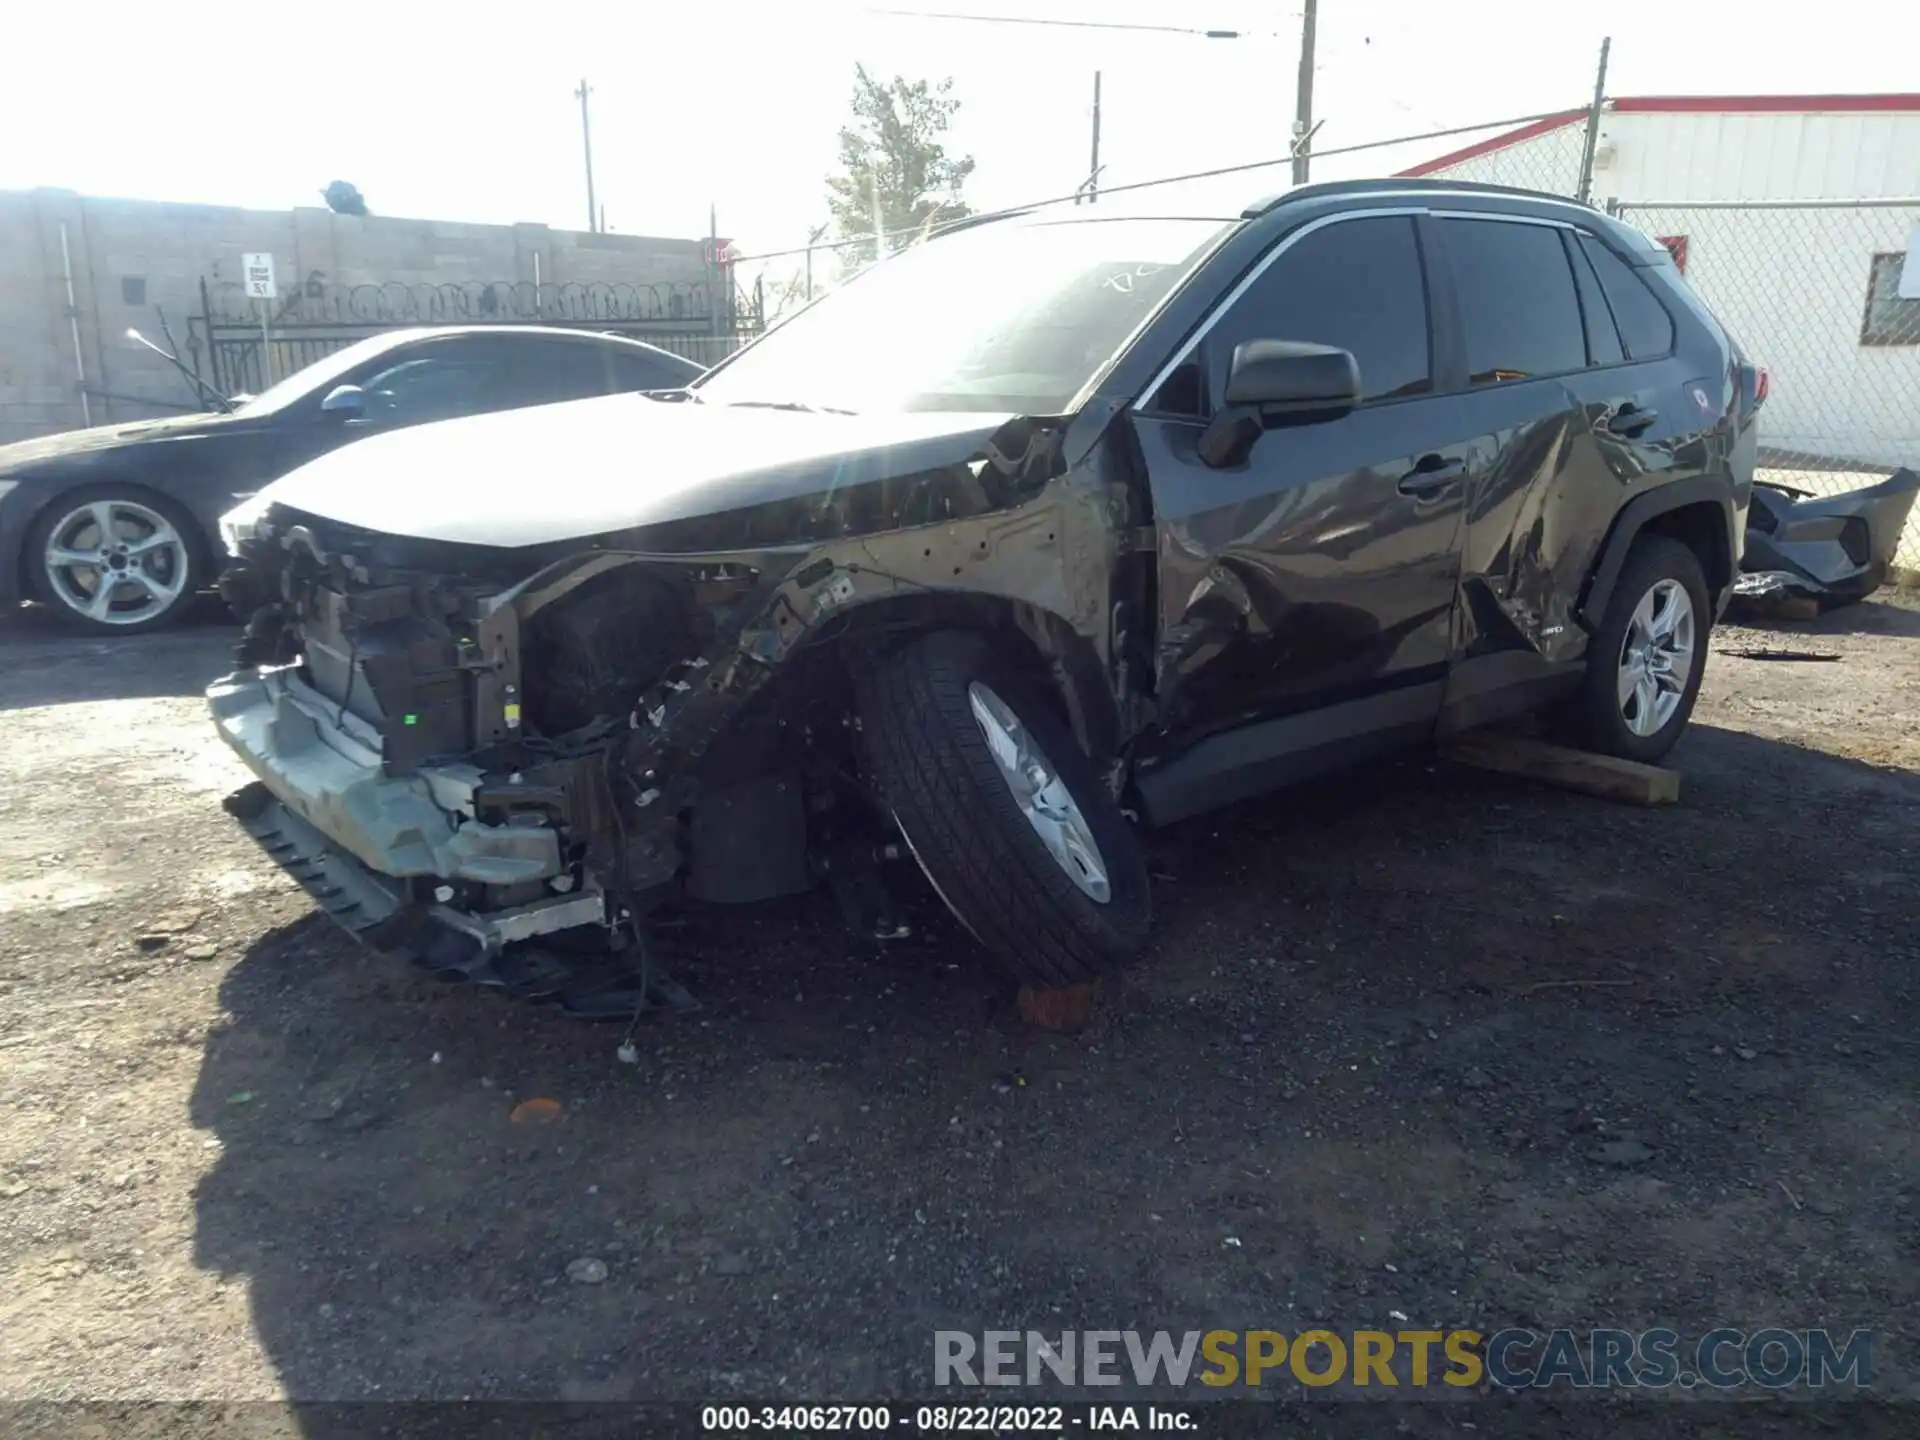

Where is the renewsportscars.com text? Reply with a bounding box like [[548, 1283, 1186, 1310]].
[[934, 1327, 1873, 1391]]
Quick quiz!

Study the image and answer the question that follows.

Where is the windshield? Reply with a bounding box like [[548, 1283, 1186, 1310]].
[[694, 215, 1229, 414], [234, 333, 415, 416]]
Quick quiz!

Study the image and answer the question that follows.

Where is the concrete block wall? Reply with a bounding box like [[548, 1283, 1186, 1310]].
[[0, 188, 708, 444]]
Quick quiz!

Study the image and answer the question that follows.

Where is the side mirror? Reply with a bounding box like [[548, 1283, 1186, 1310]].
[[1198, 340, 1360, 467], [319, 383, 367, 418]]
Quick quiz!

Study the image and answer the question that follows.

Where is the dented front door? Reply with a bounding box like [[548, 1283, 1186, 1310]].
[[1130, 211, 1468, 742]]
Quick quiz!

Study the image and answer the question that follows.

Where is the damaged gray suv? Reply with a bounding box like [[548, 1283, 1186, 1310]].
[[211, 180, 1762, 1015]]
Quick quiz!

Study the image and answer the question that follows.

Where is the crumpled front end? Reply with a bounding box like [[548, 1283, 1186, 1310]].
[[207, 409, 1125, 1014], [209, 508, 778, 1013]]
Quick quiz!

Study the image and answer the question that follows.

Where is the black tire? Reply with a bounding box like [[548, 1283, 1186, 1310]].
[[27, 484, 205, 635], [860, 631, 1151, 986], [1556, 534, 1710, 763]]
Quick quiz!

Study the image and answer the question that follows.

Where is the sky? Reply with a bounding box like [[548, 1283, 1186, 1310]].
[[1, 0, 1912, 290]]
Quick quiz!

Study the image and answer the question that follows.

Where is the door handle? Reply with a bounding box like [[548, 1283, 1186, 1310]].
[[1603, 404, 1658, 437], [1397, 454, 1465, 497]]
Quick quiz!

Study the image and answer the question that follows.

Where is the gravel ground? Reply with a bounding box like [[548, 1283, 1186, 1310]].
[[0, 591, 1916, 1423]]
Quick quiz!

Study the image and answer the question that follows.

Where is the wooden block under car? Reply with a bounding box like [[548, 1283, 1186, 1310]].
[[1440, 730, 1680, 807], [1016, 980, 1101, 1032]]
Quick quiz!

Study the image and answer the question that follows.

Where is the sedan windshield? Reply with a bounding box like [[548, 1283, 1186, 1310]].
[[694, 215, 1229, 415]]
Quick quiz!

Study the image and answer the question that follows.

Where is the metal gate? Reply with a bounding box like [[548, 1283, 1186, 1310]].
[[188, 277, 764, 399]]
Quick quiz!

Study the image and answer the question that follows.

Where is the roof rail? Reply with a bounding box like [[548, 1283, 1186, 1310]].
[[1241, 177, 1598, 219]]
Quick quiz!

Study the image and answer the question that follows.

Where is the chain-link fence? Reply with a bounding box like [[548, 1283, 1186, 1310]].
[[1390, 112, 1598, 200], [1616, 199, 1920, 566]]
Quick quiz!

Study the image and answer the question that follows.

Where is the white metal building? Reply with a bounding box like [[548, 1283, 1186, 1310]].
[[1399, 95, 1920, 564]]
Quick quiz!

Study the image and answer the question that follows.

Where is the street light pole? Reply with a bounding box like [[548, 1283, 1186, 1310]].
[[575, 78, 598, 233], [1291, 0, 1317, 185]]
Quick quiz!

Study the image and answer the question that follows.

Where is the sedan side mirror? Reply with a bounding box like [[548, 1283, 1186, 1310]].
[[1198, 340, 1360, 467], [319, 383, 367, 418]]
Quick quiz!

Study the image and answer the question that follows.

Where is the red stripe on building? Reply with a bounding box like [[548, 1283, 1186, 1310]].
[[1395, 111, 1585, 177], [1613, 94, 1920, 114], [1395, 94, 1920, 177]]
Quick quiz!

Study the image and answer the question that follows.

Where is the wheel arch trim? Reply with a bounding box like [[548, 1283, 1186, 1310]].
[[1579, 476, 1737, 628]]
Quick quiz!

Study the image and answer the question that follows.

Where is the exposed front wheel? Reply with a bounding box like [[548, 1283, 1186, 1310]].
[[30, 487, 202, 633], [859, 631, 1151, 986], [1560, 535, 1710, 763]]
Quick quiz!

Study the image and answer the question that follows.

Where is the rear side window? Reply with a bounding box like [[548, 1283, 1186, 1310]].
[[1202, 214, 1432, 407], [1567, 236, 1625, 366], [510, 341, 630, 403], [496, 340, 688, 405], [1443, 218, 1587, 384], [610, 347, 698, 390], [1579, 234, 1676, 359]]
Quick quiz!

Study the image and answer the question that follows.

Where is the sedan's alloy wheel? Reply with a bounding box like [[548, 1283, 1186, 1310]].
[[42, 498, 191, 627]]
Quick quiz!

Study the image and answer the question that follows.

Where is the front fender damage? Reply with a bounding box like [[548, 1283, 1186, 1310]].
[[210, 412, 1139, 1014], [575, 436, 1125, 887]]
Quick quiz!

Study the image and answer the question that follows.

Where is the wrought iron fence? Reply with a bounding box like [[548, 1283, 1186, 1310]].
[[189, 278, 762, 397], [203, 279, 723, 327], [1615, 198, 1920, 565]]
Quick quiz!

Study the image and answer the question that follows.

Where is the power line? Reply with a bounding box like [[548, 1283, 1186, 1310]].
[[729, 107, 1579, 266], [863, 7, 1256, 38]]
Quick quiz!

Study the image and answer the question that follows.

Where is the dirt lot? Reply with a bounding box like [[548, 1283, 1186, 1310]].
[[0, 591, 1916, 1420]]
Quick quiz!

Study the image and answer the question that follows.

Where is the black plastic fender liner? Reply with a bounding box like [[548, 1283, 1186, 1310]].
[[1579, 475, 1740, 628]]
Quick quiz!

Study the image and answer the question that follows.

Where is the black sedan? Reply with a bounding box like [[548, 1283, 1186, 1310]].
[[0, 326, 703, 632]]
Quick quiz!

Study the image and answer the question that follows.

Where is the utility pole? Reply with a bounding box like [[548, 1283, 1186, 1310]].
[[1576, 36, 1612, 204], [1291, 0, 1317, 185], [870, 172, 887, 261], [575, 78, 598, 232], [1085, 70, 1103, 204]]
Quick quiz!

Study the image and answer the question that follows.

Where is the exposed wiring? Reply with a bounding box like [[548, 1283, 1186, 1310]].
[[600, 751, 659, 1048]]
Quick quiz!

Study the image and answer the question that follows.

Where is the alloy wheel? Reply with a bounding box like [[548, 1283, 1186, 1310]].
[[1616, 577, 1695, 738], [41, 498, 190, 627], [966, 681, 1111, 903]]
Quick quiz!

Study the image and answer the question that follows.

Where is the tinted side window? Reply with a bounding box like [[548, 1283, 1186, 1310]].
[[610, 348, 697, 390], [1204, 215, 1431, 407], [1579, 234, 1676, 359], [1443, 218, 1586, 384], [1567, 235, 1625, 366], [496, 341, 620, 406], [358, 354, 506, 424]]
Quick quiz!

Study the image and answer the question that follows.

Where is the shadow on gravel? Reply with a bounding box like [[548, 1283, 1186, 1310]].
[[1727, 594, 1920, 642], [187, 727, 1920, 1414], [0, 598, 234, 710]]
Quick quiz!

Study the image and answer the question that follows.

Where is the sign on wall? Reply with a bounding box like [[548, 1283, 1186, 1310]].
[[242, 253, 277, 300]]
